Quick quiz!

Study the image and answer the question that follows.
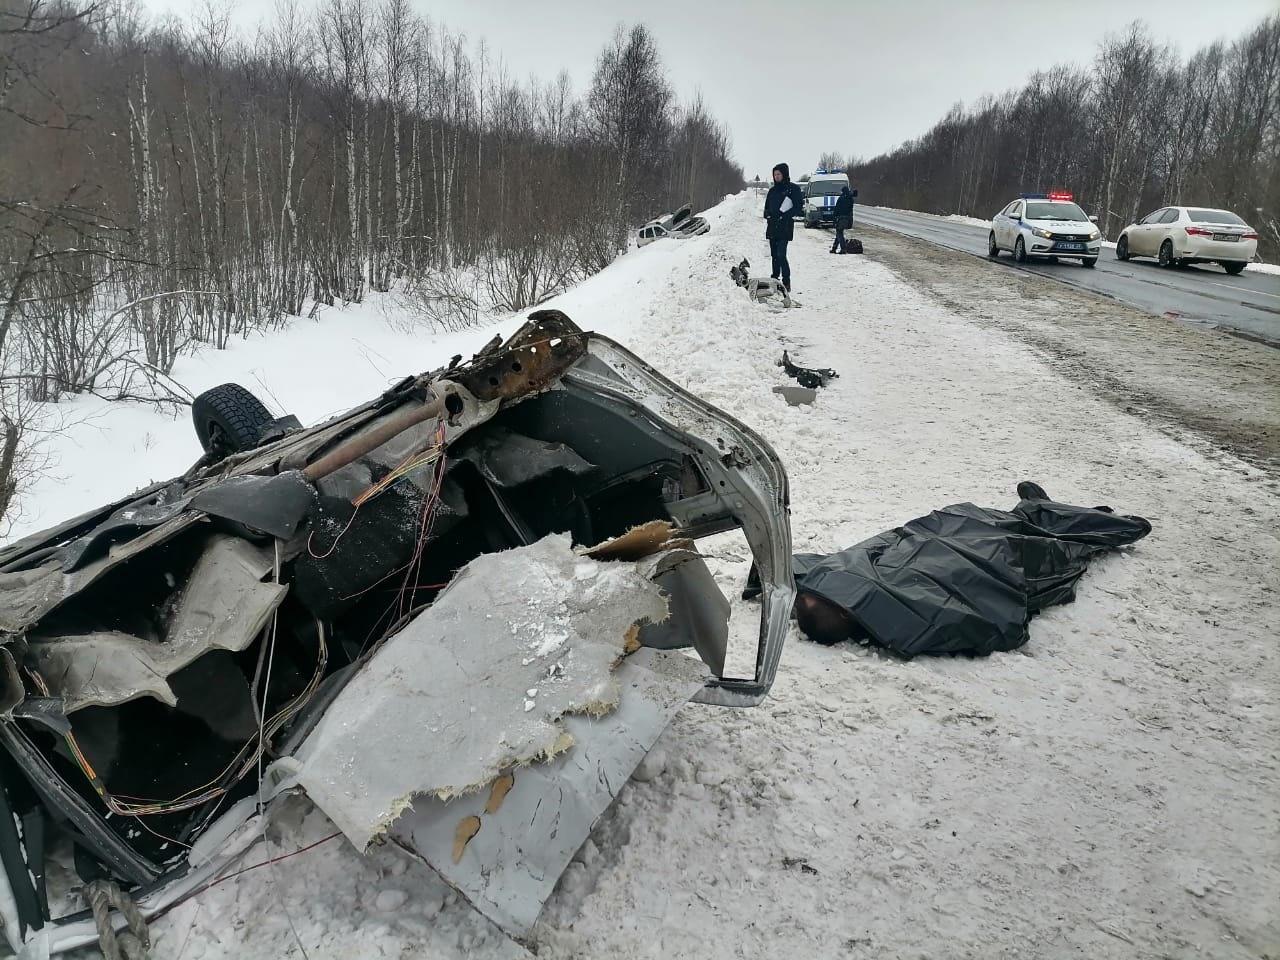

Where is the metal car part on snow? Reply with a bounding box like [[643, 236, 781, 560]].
[[0, 310, 792, 955]]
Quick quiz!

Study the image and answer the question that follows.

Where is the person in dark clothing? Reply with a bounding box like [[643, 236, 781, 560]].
[[831, 185, 855, 254], [763, 162, 805, 291]]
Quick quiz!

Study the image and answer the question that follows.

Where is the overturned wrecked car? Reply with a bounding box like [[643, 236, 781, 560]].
[[0, 311, 793, 954], [636, 203, 710, 247]]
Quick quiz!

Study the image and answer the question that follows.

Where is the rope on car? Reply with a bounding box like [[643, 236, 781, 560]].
[[85, 879, 151, 960]]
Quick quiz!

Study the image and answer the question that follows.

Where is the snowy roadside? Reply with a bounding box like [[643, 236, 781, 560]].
[[23, 192, 1279, 959]]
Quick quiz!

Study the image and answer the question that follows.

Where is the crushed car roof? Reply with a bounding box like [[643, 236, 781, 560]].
[[0, 310, 793, 955]]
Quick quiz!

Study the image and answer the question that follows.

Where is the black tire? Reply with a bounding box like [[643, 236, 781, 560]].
[[1222, 261, 1246, 275], [1115, 235, 1129, 261], [1014, 236, 1028, 263], [1082, 257, 1097, 268], [987, 233, 1000, 258], [1158, 239, 1176, 268], [192, 383, 274, 457], [1046, 255, 1059, 264]]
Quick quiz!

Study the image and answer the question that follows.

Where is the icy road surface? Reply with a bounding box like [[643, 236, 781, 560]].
[[18, 192, 1280, 960], [855, 204, 1280, 343]]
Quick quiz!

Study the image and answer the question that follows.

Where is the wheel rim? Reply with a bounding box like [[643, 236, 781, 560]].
[[1160, 242, 1171, 266], [1016, 239, 1024, 260], [205, 420, 231, 457]]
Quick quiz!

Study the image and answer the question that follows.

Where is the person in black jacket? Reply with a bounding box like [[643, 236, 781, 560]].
[[763, 163, 805, 291], [831, 185, 855, 254]]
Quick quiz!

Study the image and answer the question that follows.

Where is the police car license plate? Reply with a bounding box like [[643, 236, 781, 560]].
[[1056, 242, 1084, 251], [1213, 233, 1239, 242]]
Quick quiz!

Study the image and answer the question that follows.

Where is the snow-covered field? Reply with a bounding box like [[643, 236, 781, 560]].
[[14, 193, 1279, 960]]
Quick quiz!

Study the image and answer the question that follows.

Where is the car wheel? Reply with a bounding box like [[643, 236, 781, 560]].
[[1115, 235, 1129, 261], [1014, 236, 1028, 263], [1222, 261, 1246, 275], [987, 233, 1000, 258], [1082, 257, 1097, 268], [1158, 239, 1176, 268], [192, 383, 274, 457]]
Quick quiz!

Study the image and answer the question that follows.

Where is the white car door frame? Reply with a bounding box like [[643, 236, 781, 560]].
[[1000, 201, 1023, 249], [1154, 207, 1182, 254], [991, 205, 1007, 248], [1131, 208, 1165, 256]]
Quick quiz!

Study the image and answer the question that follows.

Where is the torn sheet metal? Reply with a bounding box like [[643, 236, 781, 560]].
[[0, 649, 21, 715], [0, 513, 200, 636], [292, 533, 669, 850], [28, 535, 286, 711], [189, 471, 315, 540], [59, 484, 191, 573], [389, 647, 706, 938], [635, 548, 730, 677], [453, 426, 597, 488]]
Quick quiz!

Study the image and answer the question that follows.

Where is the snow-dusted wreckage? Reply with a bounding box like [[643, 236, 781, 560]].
[[0, 311, 793, 954], [636, 203, 710, 246]]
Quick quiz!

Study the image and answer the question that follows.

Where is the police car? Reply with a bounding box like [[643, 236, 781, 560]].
[[802, 169, 851, 227], [988, 192, 1102, 267]]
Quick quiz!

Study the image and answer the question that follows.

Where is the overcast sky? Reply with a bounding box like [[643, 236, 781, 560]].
[[143, 0, 1277, 178]]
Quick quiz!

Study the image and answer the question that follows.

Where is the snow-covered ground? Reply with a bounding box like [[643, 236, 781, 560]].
[[943, 212, 994, 229], [14, 193, 1279, 960]]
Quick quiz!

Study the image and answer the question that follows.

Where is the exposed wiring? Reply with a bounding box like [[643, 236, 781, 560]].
[[28, 619, 329, 818], [256, 541, 282, 815], [304, 433, 444, 559], [149, 832, 343, 926], [351, 446, 443, 508], [304, 507, 360, 560], [396, 419, 449, 623], [34, 414, 456, 821]]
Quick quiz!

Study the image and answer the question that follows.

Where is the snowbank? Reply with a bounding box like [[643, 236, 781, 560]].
[[943, 213, 993, 228]]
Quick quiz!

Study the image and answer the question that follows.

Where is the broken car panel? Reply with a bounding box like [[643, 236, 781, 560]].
[[0, 310, 792, 954]]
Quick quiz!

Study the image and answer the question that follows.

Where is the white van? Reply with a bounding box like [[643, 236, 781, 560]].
[[803, 171, 851, 228]]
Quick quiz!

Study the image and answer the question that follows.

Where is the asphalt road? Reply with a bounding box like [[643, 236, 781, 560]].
[[852, 205, 1280, 343]]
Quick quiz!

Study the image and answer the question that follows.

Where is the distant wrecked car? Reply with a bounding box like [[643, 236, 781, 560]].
[[0, 311, 793, 954], [636, 204, 710, 246]]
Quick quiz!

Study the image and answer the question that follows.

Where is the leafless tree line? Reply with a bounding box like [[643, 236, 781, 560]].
[[841, 17, 1280, 258], [0, 0, 742, 531]]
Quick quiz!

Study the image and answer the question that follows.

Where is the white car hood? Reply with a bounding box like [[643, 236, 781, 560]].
[[1025, 219, 1094, 233]]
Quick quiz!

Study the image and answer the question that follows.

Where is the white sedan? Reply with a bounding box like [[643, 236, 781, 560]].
[[988, 193, 1103, 267], [1115, 206, 1258, 275]]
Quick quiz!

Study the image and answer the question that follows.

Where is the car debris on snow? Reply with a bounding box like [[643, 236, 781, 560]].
[[728, 255, 798, 308], [0, 310, 793, 957], [779, 351, 837, 390]]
